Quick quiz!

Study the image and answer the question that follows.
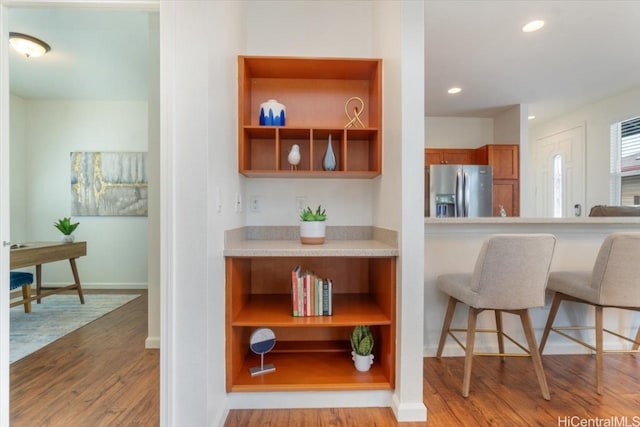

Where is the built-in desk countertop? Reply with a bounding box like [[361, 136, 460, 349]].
[[224, 226, 398, 257]]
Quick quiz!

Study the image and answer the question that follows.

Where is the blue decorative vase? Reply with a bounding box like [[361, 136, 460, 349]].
[[259, 99, 286, 126], [323, 134, 336, 171]]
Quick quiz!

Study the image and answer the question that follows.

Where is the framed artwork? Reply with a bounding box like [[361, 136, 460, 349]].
[[70, 151, 148, 216]]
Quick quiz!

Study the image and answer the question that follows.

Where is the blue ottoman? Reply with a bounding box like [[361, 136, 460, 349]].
[[10, 271, 33, 313]]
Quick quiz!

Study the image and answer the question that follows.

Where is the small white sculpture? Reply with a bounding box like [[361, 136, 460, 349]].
[[288, 144, 301, 170]]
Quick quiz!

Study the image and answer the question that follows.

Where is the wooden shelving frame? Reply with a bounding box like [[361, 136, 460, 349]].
[[225, 255, 396, 392], [238, 56, 382, 178]]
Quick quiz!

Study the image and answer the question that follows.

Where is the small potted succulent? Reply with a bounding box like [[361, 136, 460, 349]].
[[350, 325, 374, 372], [299, 205, 327, 245], [54, 217, 80, 243]]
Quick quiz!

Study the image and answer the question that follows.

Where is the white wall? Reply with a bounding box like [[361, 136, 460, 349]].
[[425, 116, 493, 148], [11, 99, 148, 288], [528, 85, 640, 214], [493, 104, 522, 144], [9, 95, 27, 242], [243, 1, 375, 227]]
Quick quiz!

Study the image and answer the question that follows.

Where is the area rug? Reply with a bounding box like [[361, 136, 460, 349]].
[[10, 294, 140, 363]]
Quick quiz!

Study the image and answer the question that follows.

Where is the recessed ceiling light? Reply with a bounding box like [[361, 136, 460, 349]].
[[522, 20, 545, 33], [447, 87, 462, 94], [9, 32, 51, 58], [528, 115, 536, 120]]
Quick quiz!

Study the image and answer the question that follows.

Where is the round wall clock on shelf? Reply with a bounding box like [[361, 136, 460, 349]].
[[249, 327, 276, 376]]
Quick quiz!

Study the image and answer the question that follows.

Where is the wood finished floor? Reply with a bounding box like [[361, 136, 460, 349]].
[[10, 292, 639, 426], [10, 290, 159, 427]]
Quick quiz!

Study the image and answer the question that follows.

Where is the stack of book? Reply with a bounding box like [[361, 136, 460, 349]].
[[291, 265, 333, 317]]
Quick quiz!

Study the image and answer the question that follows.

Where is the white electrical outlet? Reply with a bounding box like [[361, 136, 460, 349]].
[[295, 196, 306, 212], [250, 195, 261, 212]]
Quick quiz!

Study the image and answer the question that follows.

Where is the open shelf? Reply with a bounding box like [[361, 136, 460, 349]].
[[226, 255, 396, 392], [229, 350, 392, 392], [238, 56, 382, 178]]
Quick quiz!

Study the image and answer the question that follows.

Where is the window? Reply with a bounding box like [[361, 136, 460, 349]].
[[611, 116, 640, 205]]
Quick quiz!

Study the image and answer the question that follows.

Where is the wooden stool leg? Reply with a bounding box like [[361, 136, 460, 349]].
[[520, 309, 550, 400], [632, 322, 640, 352], [595, 305, 604, 394], [437, 297, 457, 357], [540, 292, 563, 353], [21, 285, 32, 313], [462, 306, 478, 398], [495, 310, 505, 362]]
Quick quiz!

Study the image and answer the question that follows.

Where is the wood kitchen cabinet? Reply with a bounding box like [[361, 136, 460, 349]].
[[475, 144, 519, 179], [424, 148, 475, 165], [493, 179, 520, 217], [426, 144, 520, 216], [238, 56, 382, 178]]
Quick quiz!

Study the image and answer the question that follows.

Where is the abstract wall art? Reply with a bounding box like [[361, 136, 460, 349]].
[[71, 151, 148, 216]]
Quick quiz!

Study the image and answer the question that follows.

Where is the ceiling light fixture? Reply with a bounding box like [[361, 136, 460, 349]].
[[528, 115, 536, 120], [447, 87, 462, 94], [9, 32, 51, 58], [522, 20, 545, 33]]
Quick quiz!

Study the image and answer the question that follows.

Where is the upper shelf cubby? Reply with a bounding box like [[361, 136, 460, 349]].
[[238, 56, 382, 178]]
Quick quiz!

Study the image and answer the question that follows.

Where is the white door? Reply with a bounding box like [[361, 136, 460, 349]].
[[0, 4, 11, 426], [532, 124, 586, 217]]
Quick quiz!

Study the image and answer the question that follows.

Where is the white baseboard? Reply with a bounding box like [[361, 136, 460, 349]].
[[145, 336, 160, 349], [391, 394, 427, 422], [33, 282, 148, 290]]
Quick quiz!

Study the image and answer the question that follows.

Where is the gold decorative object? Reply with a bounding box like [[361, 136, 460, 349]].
[[344, 96, 365, 128]]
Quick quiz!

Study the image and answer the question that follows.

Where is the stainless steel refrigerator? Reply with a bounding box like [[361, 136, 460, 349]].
[[428, 164, 493, 217]]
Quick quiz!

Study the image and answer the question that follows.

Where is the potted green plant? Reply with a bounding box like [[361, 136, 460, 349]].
[[299, 205, 327, 245], [54, 217, 80, 243], [350, 325, 374, 372]]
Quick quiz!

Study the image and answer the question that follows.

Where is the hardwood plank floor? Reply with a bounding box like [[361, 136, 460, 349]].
[[226, 354, 640, 426], [10, 293, 639, 426], [10, 290, 159, 427]]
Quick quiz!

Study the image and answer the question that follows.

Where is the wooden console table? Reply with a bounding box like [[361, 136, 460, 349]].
[[10, 241, 86, 305]]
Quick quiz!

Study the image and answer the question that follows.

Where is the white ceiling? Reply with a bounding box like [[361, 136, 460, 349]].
[[8, 2, 640, 124], [425, 0, 640, 121], [9, 8, 152, 101]]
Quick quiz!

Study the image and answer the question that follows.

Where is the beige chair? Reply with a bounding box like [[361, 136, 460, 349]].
[[540, 232, 640, 394], [436, 233, 556, 400]]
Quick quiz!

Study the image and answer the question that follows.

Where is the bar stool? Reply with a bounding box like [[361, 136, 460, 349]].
[[10, 271, 33, 313], [540, 232, 640, 394], [436, 233, 556, 400]]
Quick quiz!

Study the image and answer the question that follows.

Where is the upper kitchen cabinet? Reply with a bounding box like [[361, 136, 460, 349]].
[[238, 56, 382, 178], [424, 148, 475, 166], [475, 144, 519, 179]]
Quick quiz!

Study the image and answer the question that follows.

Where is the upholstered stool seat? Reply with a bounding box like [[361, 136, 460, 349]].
[[540, 232, 640, 394], [10, 271, 33, 313], [436, 234, 556, 400]]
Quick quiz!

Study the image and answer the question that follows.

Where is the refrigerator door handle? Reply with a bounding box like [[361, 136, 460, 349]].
[[458, 171, 464, 217], [463, 171, 470, 217]]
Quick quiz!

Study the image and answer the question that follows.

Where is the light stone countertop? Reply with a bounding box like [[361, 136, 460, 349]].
[[224, 226, 398, 257], [425, 216, 640, 225]]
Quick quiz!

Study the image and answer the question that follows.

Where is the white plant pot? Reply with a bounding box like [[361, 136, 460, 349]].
[[60, 234, 75, 243], [352, 351, 374, 372], [299, 221, 326, 245]]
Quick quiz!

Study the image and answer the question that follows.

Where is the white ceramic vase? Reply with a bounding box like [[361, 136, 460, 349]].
[[60, 234, 75, 243], [351, 352, 374, 372], [299, 221, 326, 245], [259, 99, 286, 126]]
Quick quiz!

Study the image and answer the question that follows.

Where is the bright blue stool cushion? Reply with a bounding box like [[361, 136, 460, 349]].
[[10, 271, 33, 291]]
